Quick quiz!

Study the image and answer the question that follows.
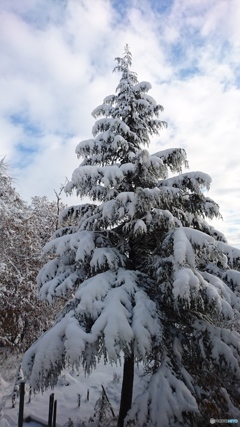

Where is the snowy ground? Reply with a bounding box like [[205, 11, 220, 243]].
[[0, 352, 145, 426]]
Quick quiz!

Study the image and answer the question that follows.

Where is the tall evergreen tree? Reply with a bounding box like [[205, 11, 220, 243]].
[[22, 46, 240, 426]]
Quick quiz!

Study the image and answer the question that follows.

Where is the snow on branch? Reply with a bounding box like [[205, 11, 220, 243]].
[[22, 319, 68, 390], [92, 104, 113, 118], [132, 290, 162, 358], [66, 164, 126, 200], [133, 219, 147, 235], [59, 203, 97, 227], [126, 359, 198, 427], [38, 260, 80, 302], [133, 81, 152, 92], [193, 320, 240, 374], [171, 227, 240, 316], [37, 229, 127, 303], [216, 241, 240, 268], [201, 271, 240, 312], [75, 138, 101, 158], [173, 268, 200, 304], [224, 270, 240, 291], [160, 171, 212, 193], [103, 94, 116, 105], [42, 230, 95, 259], [153, 148, 188, 173], [92, 117, 135, 139], [174, 228, 196, 266], [142, 93, 157, 106], [115, 192, 137, 218], [90, 247, 125, 271], [182, 227, 215, 248], [23, 268, 161, 390], [74, 270, 115, 318]]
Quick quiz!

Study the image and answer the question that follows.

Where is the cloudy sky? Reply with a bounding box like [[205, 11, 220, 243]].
[[0, 0, 240, 247]]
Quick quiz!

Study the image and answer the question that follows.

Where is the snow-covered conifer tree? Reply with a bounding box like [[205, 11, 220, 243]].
[[22, 46, 240, 426]]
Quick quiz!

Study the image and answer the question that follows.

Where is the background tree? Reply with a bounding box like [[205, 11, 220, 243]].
[[22, 47, 240, 426], [0, 160, 65, 352]]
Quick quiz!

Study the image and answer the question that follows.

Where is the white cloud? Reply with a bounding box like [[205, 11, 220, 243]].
[[0, 0, 239, 247]]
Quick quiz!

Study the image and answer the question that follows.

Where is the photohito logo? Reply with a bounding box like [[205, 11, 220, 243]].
[[210, 419, 238, 424]]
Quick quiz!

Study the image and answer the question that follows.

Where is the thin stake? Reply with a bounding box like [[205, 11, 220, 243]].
[[18, 381, 25, 427], [52, 400, 57, 427], [28, 385, 32, 404], [48, 393, 54, 427]]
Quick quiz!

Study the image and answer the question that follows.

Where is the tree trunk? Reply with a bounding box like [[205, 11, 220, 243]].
[[117, 353, 134, 427]]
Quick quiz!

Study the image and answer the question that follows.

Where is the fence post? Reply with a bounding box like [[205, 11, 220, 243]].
[[52, 399, 57, 427], [48, 393, 54, 427], [18, 381, 25, 427], [28, 385, 32, 403]]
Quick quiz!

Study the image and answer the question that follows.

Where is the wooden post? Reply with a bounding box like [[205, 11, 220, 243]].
[[52, 399, 57, 427], [28, 385, 32, 403], [48, 393, 54, 427], [18, 381, 25, 427]]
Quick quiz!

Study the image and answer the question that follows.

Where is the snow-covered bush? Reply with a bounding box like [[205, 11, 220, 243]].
[[0, 160, 65, 351]]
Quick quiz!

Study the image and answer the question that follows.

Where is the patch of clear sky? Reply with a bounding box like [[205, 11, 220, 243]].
[[11, 114, 43, 138], [10, 115, 40, 168], [9, 0, 68, 30], [112, 0, 174, 18]]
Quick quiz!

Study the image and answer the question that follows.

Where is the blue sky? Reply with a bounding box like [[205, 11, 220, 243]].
[[0, 0, 240, 247]]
